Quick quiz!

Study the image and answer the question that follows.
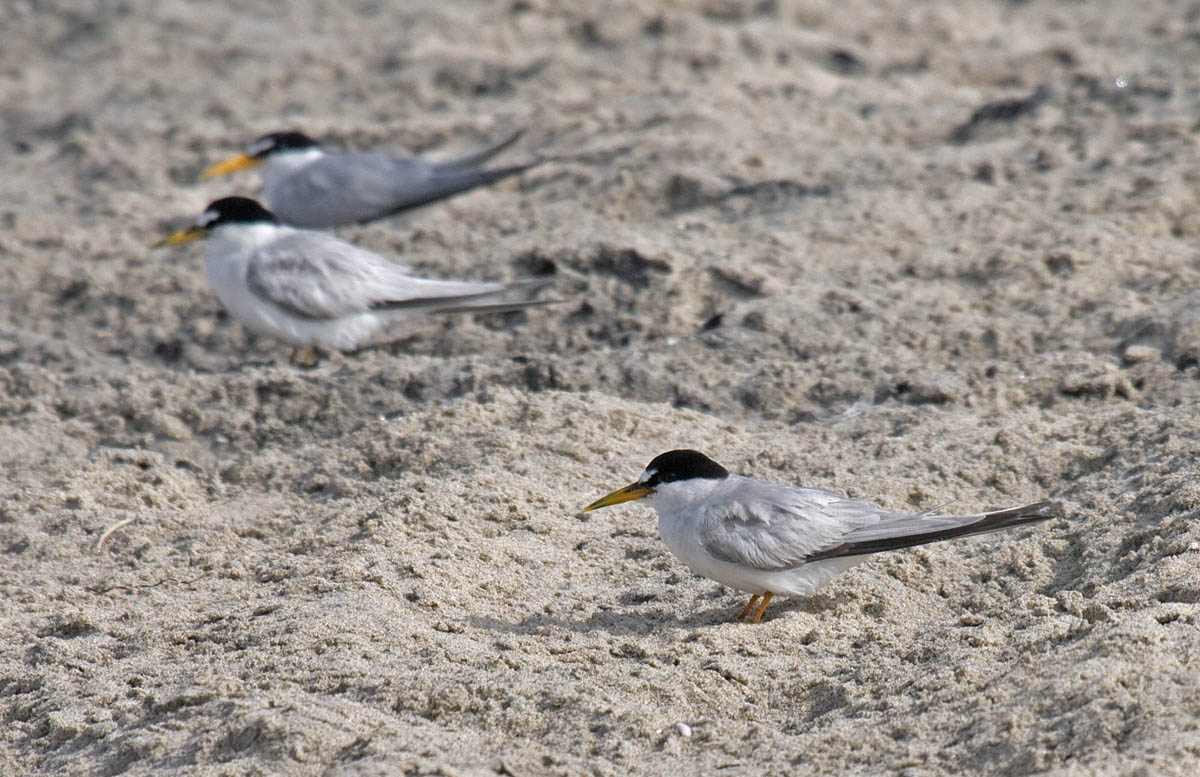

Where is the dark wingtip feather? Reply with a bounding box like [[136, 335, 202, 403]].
[[366, 162, 542, 224], [804, 500, 1057, 563], [437, 128, 527, 170]]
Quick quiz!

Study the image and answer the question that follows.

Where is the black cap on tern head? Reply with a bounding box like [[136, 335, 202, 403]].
[[152, 196, 279, 249], [640, 450, 730, 487], [246, 130, 320, 159], [195, 197, 279, 230], [579, 449, 730, 514]]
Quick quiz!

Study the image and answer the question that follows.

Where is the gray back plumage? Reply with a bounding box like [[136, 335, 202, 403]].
[[244, 231, 513, 322], [267, 150, 537, 228], [267, 153, 437, 227]]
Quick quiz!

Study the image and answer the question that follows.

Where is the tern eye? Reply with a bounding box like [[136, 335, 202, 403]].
[[247, 138, 275, 157]]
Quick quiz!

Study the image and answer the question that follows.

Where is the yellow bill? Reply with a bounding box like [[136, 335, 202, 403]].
[[200, 152, 261, 179], [149, 228, 205, 249], [579, 482, 653, 513]]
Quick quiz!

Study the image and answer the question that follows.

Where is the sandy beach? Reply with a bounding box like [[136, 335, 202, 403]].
[[3, 1, 1200, 774]]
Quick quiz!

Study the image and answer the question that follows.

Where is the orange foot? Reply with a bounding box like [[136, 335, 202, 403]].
[[289, 346, 319, 367], [734, 591, 775, 623]]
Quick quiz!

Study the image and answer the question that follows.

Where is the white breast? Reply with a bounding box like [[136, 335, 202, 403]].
[[203, 226, 307, 346]]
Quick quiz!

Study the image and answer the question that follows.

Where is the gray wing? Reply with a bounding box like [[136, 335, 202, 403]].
[[699, 478, 887, 572], [269, 152, 437, 227], [271, 151, 536, 228], [244, 232, 513, 321], [699, 477, 1052, 571]]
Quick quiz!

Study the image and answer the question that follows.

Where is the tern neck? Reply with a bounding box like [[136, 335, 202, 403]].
[[206, 222, 286, 265], [645, 477, 728, 515], [262, 147, 325, 185]]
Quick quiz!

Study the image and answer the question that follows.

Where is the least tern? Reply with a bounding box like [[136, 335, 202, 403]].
[[200, 129, 537, 227], [581, 450, 1053, 623], [153, 197, 551, 365]]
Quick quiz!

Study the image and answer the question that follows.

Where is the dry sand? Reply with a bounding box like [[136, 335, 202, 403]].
[[3, 1, 1200, 774]]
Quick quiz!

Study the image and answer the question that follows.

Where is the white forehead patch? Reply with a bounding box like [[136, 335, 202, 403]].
[[195, 209, 219, 228], [246, 137, 275, 157], [638, 468, 657, 484]]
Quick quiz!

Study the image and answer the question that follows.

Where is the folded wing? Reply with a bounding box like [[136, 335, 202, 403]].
[[699, 479, 887, 571], [699, 477, 1053, 571], [245, 232, 533, 321], [271, 146, 538, 228]]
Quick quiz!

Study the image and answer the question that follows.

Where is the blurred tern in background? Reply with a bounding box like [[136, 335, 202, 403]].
[[200, 129, 538, 227], [152, 196, 552, 365]]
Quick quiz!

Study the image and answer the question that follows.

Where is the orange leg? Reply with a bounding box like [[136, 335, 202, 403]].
[[749, 591, 774, 624], [735, 594, 761, 622], [289, 346, 318, 367]]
